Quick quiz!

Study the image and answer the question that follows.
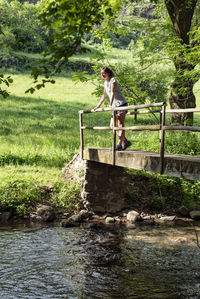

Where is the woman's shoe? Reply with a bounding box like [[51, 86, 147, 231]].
[[122, 139, 131, 150], [115, 142, 122, 150]]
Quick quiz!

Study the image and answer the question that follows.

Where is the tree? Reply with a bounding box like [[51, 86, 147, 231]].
[[0, 24, 13, 98], [0, 0, 48, 53], [118, 0, 200, 124], [0, 0, 48, 98], [164, 0, 199, 124], [21, 0, 199, 126], [26, 0, 119, 93]]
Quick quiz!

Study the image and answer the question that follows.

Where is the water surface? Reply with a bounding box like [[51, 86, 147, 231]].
[[1, 221, 200, 298]]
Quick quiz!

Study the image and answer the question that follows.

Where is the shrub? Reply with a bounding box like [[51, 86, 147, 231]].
[[0, 172, 81, 217], [165, 132, 200, 156], [51, 181, 81, 213], [126, 169, 200, 213], [0, 0, 48, 53], [0, 27, 16, 54], [0, 178, 39, 216]]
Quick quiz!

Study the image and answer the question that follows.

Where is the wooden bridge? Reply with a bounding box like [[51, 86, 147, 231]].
[[79, 103, 200, 181]]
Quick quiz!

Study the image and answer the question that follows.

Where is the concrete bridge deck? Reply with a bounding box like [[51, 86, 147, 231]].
[[83, 148, 200, 181]]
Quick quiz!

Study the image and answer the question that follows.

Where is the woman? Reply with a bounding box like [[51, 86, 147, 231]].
[[94, 67, 131, 150]]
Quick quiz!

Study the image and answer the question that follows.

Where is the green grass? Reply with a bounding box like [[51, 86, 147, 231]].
[[1, 51, 200, 216], [0, 73, 97, 167], [0, 165, 81, 217], [0, 72, 96, 215]]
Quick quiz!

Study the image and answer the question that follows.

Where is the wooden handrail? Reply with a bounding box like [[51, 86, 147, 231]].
[[80, 106, 200, 115], [81, 126, 111, 130], [127, 109, 161, 115], [79, 102, 165, 114], [81, 125, 161, 131], [79, 103, 200, 174], [164, 125, 200, 132]]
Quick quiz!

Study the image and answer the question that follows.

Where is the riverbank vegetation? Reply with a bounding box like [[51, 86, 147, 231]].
[[1, 0, 200, 218]]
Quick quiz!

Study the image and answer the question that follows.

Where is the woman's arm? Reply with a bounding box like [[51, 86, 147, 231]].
[[110, 81, 116, 107], [94, 88, 107, 110]]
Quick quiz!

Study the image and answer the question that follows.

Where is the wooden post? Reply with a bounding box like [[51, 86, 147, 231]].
[[112, 111, 116, 165], [160, 104, 166, 174], [79, 112, 84, 159], [134, 109, 137, 121]]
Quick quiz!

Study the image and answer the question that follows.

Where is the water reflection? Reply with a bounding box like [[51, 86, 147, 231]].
[[0, 221, 200, 298], [77, 225, 123, 299]]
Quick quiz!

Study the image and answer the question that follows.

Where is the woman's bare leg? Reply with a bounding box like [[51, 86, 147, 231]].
[[116, 113, 126, 143]]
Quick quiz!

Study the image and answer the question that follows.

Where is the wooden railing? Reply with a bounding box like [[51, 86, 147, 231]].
[[79, 103, 200, 174]]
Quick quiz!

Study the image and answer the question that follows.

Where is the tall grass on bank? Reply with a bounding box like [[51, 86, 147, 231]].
[[0, 166, 81, 217]]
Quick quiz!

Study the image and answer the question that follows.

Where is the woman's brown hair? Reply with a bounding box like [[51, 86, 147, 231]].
[[101, 67, 114, 78]]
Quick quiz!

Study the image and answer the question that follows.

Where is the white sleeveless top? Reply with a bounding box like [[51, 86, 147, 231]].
[[104, 77, 127, 107]]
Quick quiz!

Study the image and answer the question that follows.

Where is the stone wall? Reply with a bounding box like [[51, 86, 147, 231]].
[[62, 153, 128, 214]]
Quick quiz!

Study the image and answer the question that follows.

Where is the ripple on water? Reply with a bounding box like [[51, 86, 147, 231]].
[[0, 221, 200, 298]]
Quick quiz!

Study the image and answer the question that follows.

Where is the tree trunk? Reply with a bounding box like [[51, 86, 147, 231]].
[[121, 5, 126, 25], [169, 79, 196, 125], [165, 0, 197, 125]]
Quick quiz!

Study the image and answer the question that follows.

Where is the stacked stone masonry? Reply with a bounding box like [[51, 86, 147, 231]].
[[62, 153, 128, 213]]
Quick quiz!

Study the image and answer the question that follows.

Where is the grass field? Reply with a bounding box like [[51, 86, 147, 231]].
[[1, 73, 96, 166]]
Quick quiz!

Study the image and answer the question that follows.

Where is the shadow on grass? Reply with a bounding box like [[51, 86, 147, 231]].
[[0, 94, 116, 166], [0, 94, 93, 136], [0, 94, 97, 167]]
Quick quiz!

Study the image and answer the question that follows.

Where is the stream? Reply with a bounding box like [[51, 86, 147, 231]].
[[0, 220, 200, 298]]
